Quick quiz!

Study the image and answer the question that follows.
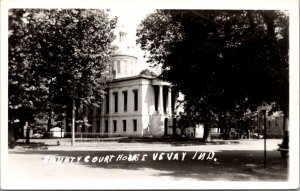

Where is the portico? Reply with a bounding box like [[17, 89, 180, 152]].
[[153, 79, 172, 115], [151, 79, 179, 136]]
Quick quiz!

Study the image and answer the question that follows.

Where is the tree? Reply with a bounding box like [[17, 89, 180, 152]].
[[137, 10, 289, 141], [9, 9, 117, 144]]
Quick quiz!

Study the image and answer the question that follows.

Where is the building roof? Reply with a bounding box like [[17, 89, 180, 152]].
[[107, 73, 172, 87], [107, 73, 156, 84]]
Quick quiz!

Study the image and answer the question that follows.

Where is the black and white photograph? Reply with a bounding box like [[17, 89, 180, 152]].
[[1, 0, 299, 190]]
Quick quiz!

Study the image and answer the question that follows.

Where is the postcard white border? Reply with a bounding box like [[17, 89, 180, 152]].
[[1, 0, 299, 189]]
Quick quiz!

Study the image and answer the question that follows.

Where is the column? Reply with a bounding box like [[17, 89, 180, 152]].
[[167, 87, 172, 115], [158, 85, 163, 114]]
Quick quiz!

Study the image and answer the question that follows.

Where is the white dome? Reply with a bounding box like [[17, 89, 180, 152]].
[[109, 30, 139, 79], [112, 30, 137, 58], [113, 45, 136, 57]]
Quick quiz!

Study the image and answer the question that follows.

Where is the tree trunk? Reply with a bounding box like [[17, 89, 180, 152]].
[[219, 114, 226, 139], [282, 115, 287, 132], [47, 109, 52, 132], [71, 99, 75, 146], [203, 125, 211, 142], [25, 122, 30, 144]]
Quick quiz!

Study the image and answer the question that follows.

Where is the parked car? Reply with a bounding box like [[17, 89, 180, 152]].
[[251, 133, 263, 139]]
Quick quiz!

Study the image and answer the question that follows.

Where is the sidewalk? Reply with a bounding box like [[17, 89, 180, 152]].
[[10, 137, 282, 152], [11, 137, 242, 150]]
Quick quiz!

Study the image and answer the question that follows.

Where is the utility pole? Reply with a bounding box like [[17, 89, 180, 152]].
[[263, 110, 267, 168], [258, 104, 271, 169]]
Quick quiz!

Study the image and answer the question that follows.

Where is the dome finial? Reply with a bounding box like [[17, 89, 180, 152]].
[[119, 25, 127, 43]]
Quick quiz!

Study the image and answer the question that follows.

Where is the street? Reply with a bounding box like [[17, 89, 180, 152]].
[[5, 139, 288, 189]]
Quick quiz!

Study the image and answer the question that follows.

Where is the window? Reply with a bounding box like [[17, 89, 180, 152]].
[[105, 93, 109, 114], [90, 106, 94, 115], [89, 125, 93, 133], [117, 60, 120, 73], [130, 61, 134, 74], [133, 90, 138, 111], [113, 120, 117, 132], [105, 120, 108, 133], [83, 106, 86, 115], [114, 92, 118, 112], [133, 119, 137, 132], [112, 69, 116, 79], [82, 124, 85, 133], [110, 64, 113, 74], [154, 86, 159, 111], [123, 120, 126, 132], [97, 106, 101, 115], [124, 60, 127, 73], [121, 60, 124, 73], [123, 91, 128, 112]]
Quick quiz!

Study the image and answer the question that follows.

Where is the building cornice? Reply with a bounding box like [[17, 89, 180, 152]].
[[107, 74, 156, 84], [111, 54, 138, 59]]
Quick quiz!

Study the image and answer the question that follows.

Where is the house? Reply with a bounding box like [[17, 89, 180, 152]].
[[255, 110, 286, 138]]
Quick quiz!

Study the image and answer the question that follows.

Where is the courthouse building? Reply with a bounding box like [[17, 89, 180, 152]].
[[77, 30, 184, 137]]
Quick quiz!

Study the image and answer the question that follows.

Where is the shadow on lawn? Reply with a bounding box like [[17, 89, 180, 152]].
[[9, 142, 52, 150], [9, 149, 288, 181]]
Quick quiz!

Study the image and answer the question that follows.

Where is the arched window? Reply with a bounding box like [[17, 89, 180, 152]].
[[124, 60, 128, 74], [117, 60, 120, 73], [130, 61, 134, 74]]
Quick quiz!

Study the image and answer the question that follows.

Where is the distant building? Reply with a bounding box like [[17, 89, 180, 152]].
[[71, 30, 184, 137], [255, 110, 286, 138], [265, 111, 285, 138]]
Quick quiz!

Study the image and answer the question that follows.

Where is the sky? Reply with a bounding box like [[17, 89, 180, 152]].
[[108, 8, 155, 71], [109, 8, 154, 45]]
